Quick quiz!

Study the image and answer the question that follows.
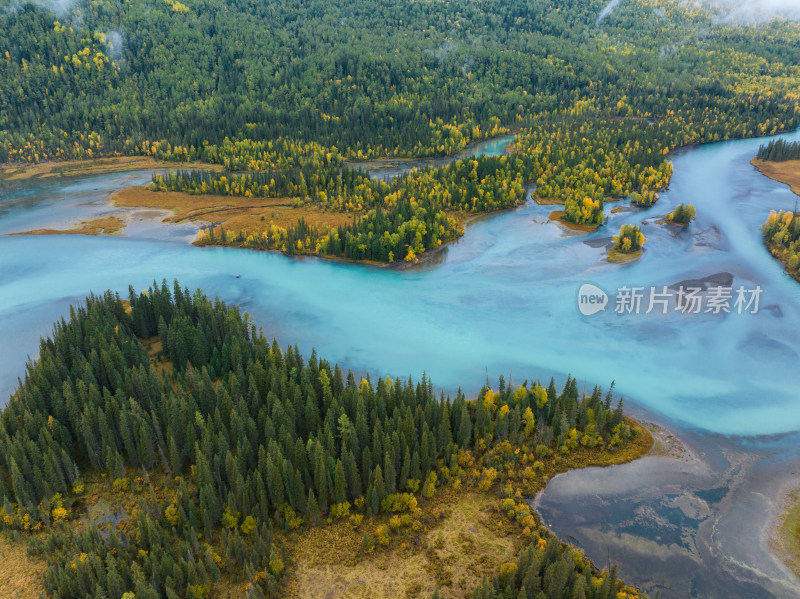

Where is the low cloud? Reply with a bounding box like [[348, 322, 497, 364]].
[[596, 0, 624, 24], [687, 0, 800, 23], [104, 30, 124, 60]]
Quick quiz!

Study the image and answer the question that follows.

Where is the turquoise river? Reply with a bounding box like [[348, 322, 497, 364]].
[[2, 130, 800, 597]]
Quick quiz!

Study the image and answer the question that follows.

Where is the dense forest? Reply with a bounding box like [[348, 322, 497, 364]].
[[762, 210, 800, 281], [0, 282, 645, 598], [2, 0, 800, 260]]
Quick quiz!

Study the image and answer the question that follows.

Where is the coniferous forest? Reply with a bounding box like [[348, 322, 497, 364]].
[[757, 139, 800, 162], [0, 282, 647, 598]]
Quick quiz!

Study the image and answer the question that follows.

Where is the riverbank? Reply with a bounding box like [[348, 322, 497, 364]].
[[0, 156, 222, 182], [769, 484, 800, 583], [752, 159, 800, 282], [765, 242, 800, 284], [112, 186, 356, 232], [9, 215, 125, 236], [548, 210, 601, 233], [607, 247, 644, 263], [3, 180, 527, 271], [752, 158, 800, 197]]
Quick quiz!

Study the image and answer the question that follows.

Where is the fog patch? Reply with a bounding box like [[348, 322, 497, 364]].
[[596, 0, 624, 24], [686, 0, 800, 23], [104, 30, 124, 61]]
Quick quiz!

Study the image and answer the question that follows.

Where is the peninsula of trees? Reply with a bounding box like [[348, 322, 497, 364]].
[[0, 282, 651, 598]]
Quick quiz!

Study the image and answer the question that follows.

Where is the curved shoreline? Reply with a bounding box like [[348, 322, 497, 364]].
[[0, 155, 222, 182]]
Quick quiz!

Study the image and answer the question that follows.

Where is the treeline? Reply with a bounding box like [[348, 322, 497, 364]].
[[469, 540, 631, 599], [0, 282, 638, 597], [757, 139, 800, 162]]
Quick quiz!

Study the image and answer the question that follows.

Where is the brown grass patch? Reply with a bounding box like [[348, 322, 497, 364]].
[[549, 210, 600, 233], [10, 215, 125, 236], [0, 157, 221, 182], [532, 194, 566, 206], [752, 158, 800, 197], [285, 493, 519, 599], [0, 536, 45, 599], [112, 186, 356, 238], [607, 247, 644, 263]]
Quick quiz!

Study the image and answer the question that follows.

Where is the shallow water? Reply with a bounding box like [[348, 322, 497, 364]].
[[534, 419, 800, 598], [3, 130, 800, 596]]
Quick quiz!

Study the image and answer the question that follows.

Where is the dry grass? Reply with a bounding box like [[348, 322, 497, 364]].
[[285, 492, 519, 599], [112, 186, 356, 238], [0, 536, 45, 599], [752, 158, 800, 197], [0, 156, 221, 182], [607, 247, 643, 263], [10, 215, 126, 236], [549, 210, 600, 233], [532, 194, 566, 206]]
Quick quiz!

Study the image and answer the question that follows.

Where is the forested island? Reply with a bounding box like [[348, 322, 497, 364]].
[[0, 282, 653, 598], [3, 0, 800, 262]]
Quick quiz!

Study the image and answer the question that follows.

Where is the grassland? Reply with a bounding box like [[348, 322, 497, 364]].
[[0, 157, 221, 182], [112, 186, 356, 241], [0, 535, 45, 599], [753, 159, 800, 283]]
